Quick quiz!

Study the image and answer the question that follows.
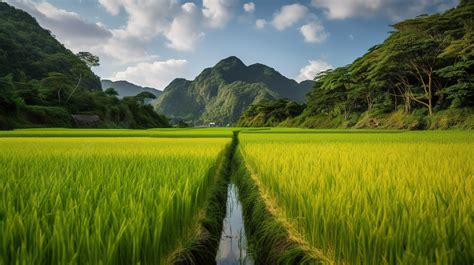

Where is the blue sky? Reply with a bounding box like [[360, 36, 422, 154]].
[[8, 0, 459, 89]]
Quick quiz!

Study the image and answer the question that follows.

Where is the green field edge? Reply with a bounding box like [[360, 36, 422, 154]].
[[232, 146, 330, 265], [0, 130, 234, 138], [170, 131, 239, 264], [240, 128, 407, 134]]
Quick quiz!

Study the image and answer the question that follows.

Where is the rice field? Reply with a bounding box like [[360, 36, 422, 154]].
[[238, 131, 474, 264], [0, 136, 230, 264], [1, 129, 473, 264], [0, 128, 235, 138]]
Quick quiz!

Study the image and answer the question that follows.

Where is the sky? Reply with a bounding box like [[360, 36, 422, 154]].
[[7, 0, 459, 90]]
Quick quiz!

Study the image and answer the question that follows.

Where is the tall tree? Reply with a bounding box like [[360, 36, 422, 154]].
[[76, 52, 100, 68], [40, 72, 70, 104]]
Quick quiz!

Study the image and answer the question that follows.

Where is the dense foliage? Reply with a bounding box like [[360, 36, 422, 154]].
[[238, 99, 305, 127], [0, 3, 169, 129], [155, 56, 313, 125], [239, 1, 474, 129]]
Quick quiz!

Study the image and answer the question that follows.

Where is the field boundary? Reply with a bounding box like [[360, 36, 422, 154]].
[[233, 148, 331, 264], [170, 131, 239, 264]]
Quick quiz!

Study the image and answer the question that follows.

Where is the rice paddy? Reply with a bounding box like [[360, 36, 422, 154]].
[[238, 131, 474, 264], [0, 136, 230, 264], [1, 128, 473, 264], [0, 128, 235, 138]]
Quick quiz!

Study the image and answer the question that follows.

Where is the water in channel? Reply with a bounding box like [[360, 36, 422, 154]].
[[215, 183, 254, 265]]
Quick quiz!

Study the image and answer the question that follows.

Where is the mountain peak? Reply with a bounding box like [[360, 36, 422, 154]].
[[215, 56, 245, 68]]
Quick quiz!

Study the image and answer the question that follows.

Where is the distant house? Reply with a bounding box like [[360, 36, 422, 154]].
[[209, 122, 216, 127], [72, 115, 101, 128]]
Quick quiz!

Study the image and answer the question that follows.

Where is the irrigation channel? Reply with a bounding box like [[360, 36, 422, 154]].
[[174, 131, 317, 264], [215, 183, 254, 264]]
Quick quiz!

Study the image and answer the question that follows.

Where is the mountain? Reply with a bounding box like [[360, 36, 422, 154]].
[[239, 1, 474, 130], [0, 3, 169, 129], [155, 56, 313, 125], [101, 80, 162, 98]]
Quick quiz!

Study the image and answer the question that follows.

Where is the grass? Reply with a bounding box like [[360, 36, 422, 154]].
[[0, 137, 230, 264], [238, 131, 474, 264]]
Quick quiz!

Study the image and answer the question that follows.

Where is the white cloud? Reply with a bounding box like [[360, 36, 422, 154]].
[[97, 34, 153, 63], [96, 0, 236, 53], [101, 0, 178, 40], [311, 0, 379, 19], [299, 20, 329, 43], [272, 4, 308, 31], [255, 19, 267, 29], [165, 3, 204, 51], [311, 0, 459, 20], [202, 0, 235, 28], [8, 0, 112, 51], [243, 2, 255, 13], [113, 59, 188, 89], [11, 0, 239, 62], [97, 0, 121, 15], [296, 60, 333, 82]]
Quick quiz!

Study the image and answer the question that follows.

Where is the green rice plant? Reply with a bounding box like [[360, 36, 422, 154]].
[[239, 131, 474, 264], [0, 137, 230, 264], [233, 149, 328, 265], [173, 131, 239, 264]]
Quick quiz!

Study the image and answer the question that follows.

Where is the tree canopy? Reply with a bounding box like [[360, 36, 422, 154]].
[[239, 1, 474, 129]]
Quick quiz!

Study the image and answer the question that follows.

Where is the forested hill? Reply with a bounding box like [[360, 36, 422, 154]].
[[155, 56, 314, 125], [0, 3, 100, 91], [239, 1, 474, 129], [0, 3, 169, 129]]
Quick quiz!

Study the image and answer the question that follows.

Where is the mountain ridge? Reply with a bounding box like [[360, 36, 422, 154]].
[[155, 56, 313, 125], [101, 79, 162, 98]]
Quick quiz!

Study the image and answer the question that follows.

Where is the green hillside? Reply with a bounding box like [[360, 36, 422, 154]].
[[155, 56, 313, 125], [239, 1, 474, 129], [0, 3, 169, 129]]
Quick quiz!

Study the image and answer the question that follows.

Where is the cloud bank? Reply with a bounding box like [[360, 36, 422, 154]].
[[296, 60, 333, 82], [311, 0, 459, 20]]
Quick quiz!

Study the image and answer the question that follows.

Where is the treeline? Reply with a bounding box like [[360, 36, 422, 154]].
[[0, 3, 169, 129], [239, 0, 474, 129]]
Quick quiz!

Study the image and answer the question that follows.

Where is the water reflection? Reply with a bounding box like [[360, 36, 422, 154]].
[[215, 183, 253, 265]]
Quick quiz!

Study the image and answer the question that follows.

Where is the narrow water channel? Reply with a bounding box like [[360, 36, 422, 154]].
[[215, 183, 254, 265]]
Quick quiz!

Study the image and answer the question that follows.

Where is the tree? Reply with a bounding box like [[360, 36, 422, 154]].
[[390, 34, 446, 115], [76, 52, 100, 68], [104, 87, 119, 97], [40, 72, 70, 104], [135, 91, 156, 104], [306, 67, 360, 119], [435, 59, 474, 108], [176, 119, 190, 128]]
